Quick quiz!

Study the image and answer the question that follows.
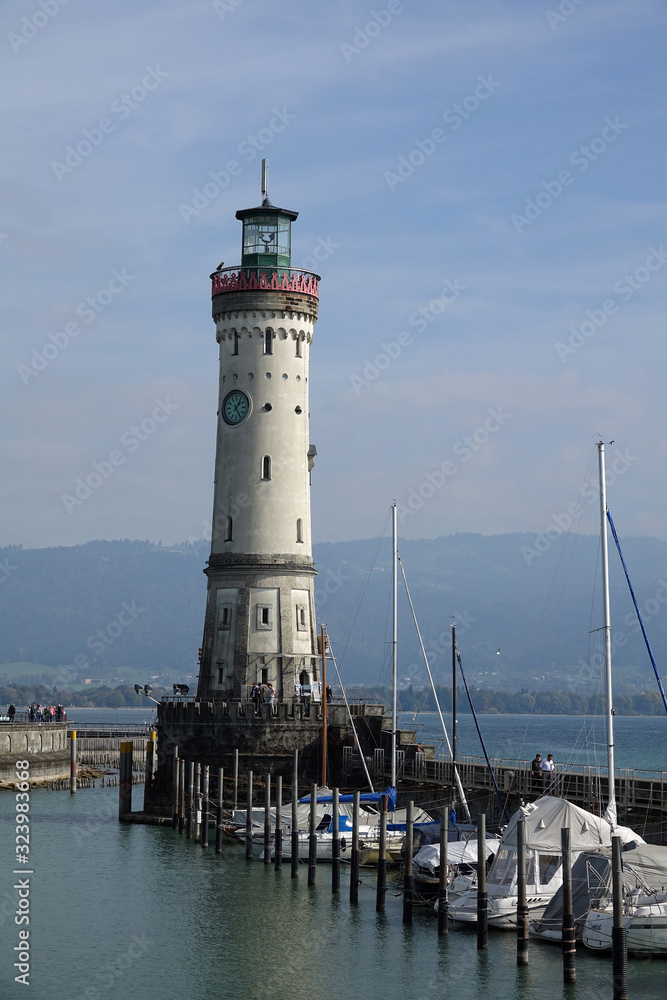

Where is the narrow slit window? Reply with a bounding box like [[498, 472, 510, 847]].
[[264, 330, 273, 355], [296, 518, 303, 543], [217, 667, 224, 685], [232, 332, 240, 356], [261, 456, 271, 480], [257, 605, 273, 630], [295, 336, 302, 358], [224, 516, 233, 542]]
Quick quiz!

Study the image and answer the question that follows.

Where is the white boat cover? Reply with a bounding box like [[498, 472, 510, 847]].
[[499, 796, 644, 853], [414, 838, 500, 875]]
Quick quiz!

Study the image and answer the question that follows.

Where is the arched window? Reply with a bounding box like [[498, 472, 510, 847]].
[[261, 456, 271, 480], [295, 336, 302, 358], [232, 332, 240, 356], [264, 329, 273, 355], [224, 516, 233, 542], [296, 518, 303, 543]]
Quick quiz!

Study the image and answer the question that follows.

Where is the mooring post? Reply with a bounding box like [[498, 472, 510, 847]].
[[517, 815, 529, 965], [376, 793, 388, 913], [611, 836, 628, 1000], [186, 760, 194, 839], [561, 826, 576, 983], [477, 812, 488, 950], [194, 763, 202, 842], [215, 767, 224, 854], [308, 782, 317, 886], [201, 765, 209, 849], [178, 758, 186, 833], [264, 773, 272, 865], [350, 790, 360, 903], [275, 775, 283, 870], [332, 787, 340, 894], [233, 747, 239, 813], [438, 808, 449, 935], [171, 745, 179, 829], [69, 730, 77, 795], [291, 751, 299, 878], [245, 770, 254, 860], [118, 741, 133, 820], [403, 799, 414, 924]]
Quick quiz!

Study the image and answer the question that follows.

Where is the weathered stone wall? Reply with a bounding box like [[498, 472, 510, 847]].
[[0, 724, 70, 784]]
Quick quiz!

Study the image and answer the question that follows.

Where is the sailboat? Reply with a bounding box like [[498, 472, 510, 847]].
[[451, 442, 645, 930]]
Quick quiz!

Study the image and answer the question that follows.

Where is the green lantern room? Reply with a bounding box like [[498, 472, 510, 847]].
[[236, 159, 298, 271]]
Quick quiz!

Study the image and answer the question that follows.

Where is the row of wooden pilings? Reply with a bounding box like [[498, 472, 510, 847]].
[[118, 743, 630, 1000]]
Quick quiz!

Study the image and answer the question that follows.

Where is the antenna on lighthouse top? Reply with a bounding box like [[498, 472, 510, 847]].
[[261, 158, 270, 205]]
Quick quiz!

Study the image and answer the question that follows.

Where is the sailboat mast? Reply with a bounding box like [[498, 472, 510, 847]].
[[597, 441, 617, 829], [391, 501, 398, 789], [451, 623, 457, 770]]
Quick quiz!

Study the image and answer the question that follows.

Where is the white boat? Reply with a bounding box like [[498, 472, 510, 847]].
[[415, 837, 500, 896], [448, 796, 642, 928], [581, 843, 667, 954]]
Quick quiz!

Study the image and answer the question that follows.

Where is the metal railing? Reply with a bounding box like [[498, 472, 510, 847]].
[[210, 265, 319, 299]]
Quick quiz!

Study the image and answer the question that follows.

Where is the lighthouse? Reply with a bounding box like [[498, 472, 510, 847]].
[[196, 161, 321, 705]]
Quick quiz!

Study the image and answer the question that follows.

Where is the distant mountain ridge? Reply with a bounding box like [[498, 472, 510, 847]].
[[0, 533, 666, 697]]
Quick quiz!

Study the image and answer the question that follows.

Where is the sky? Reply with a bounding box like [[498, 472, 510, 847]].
[[2, 0, 667, 550]]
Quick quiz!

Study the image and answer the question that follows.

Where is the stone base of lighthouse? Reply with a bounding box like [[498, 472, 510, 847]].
[[197, 553, 319, 703]]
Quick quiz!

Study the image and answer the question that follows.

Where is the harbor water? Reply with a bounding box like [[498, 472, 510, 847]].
[[1, 712, 665, 998]]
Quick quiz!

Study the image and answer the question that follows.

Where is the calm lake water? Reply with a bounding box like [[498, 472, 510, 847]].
[[1, 782, 666, 1000], [1, 711, 666, 997]]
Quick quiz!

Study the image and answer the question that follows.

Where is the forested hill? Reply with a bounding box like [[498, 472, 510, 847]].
[[0, 533, 666, 698]]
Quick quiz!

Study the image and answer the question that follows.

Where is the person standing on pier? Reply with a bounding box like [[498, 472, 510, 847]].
[[540, 753, 555, 791], [531, 753, 543, 794], [8, 703, 16, 722]]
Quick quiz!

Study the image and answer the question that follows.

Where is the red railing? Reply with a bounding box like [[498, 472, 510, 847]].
[[211, 266, 319, 299]]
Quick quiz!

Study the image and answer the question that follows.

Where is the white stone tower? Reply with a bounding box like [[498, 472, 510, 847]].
[[196, 162, 321, 703]]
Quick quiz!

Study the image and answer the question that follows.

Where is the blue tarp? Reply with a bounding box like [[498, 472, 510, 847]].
[[299, 786, 398, 813]]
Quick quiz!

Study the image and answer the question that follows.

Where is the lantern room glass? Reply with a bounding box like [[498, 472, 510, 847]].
[[241, 213, 291, 268]]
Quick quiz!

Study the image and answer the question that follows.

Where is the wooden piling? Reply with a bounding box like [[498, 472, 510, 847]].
[[517, 815, 529, 965], [201, 765, 209, 849], [178, 758, 186, 833], [264, 774, 272, 865], [275, 776, 283, 871], [437, 809, 449, 935], [611, 836, 628, 1000], [186, 761, 194, 838], [332, 787, 340, 894], [403, 799, 414, 924], [69, 730, 77, 794], [215, 768, 224, 854], [171, 746, 179, 829], [477, 812, 488, 950], [291, 751, 299, 878], [561, 826, 576, 983], [308, 782, 317, 886], [118, 741, 133, 819], [376, 793, 388, 913], [350, 790, 360, 903], [194, 763, 201, 842], [233, 747, 239, 813], [245, 770, 253, 860]]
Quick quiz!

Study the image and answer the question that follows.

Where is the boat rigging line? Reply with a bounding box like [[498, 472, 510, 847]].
[[606, 506, 667, 715], [397, 554, 472, 823]]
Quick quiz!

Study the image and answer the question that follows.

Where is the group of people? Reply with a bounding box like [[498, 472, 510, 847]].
[[27, 703, 66, 723], [250, 682, 275, 713], [531, 752, 555, 791]]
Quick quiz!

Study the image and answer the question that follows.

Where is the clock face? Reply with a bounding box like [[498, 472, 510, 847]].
[[222, 389, 250, 425]]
